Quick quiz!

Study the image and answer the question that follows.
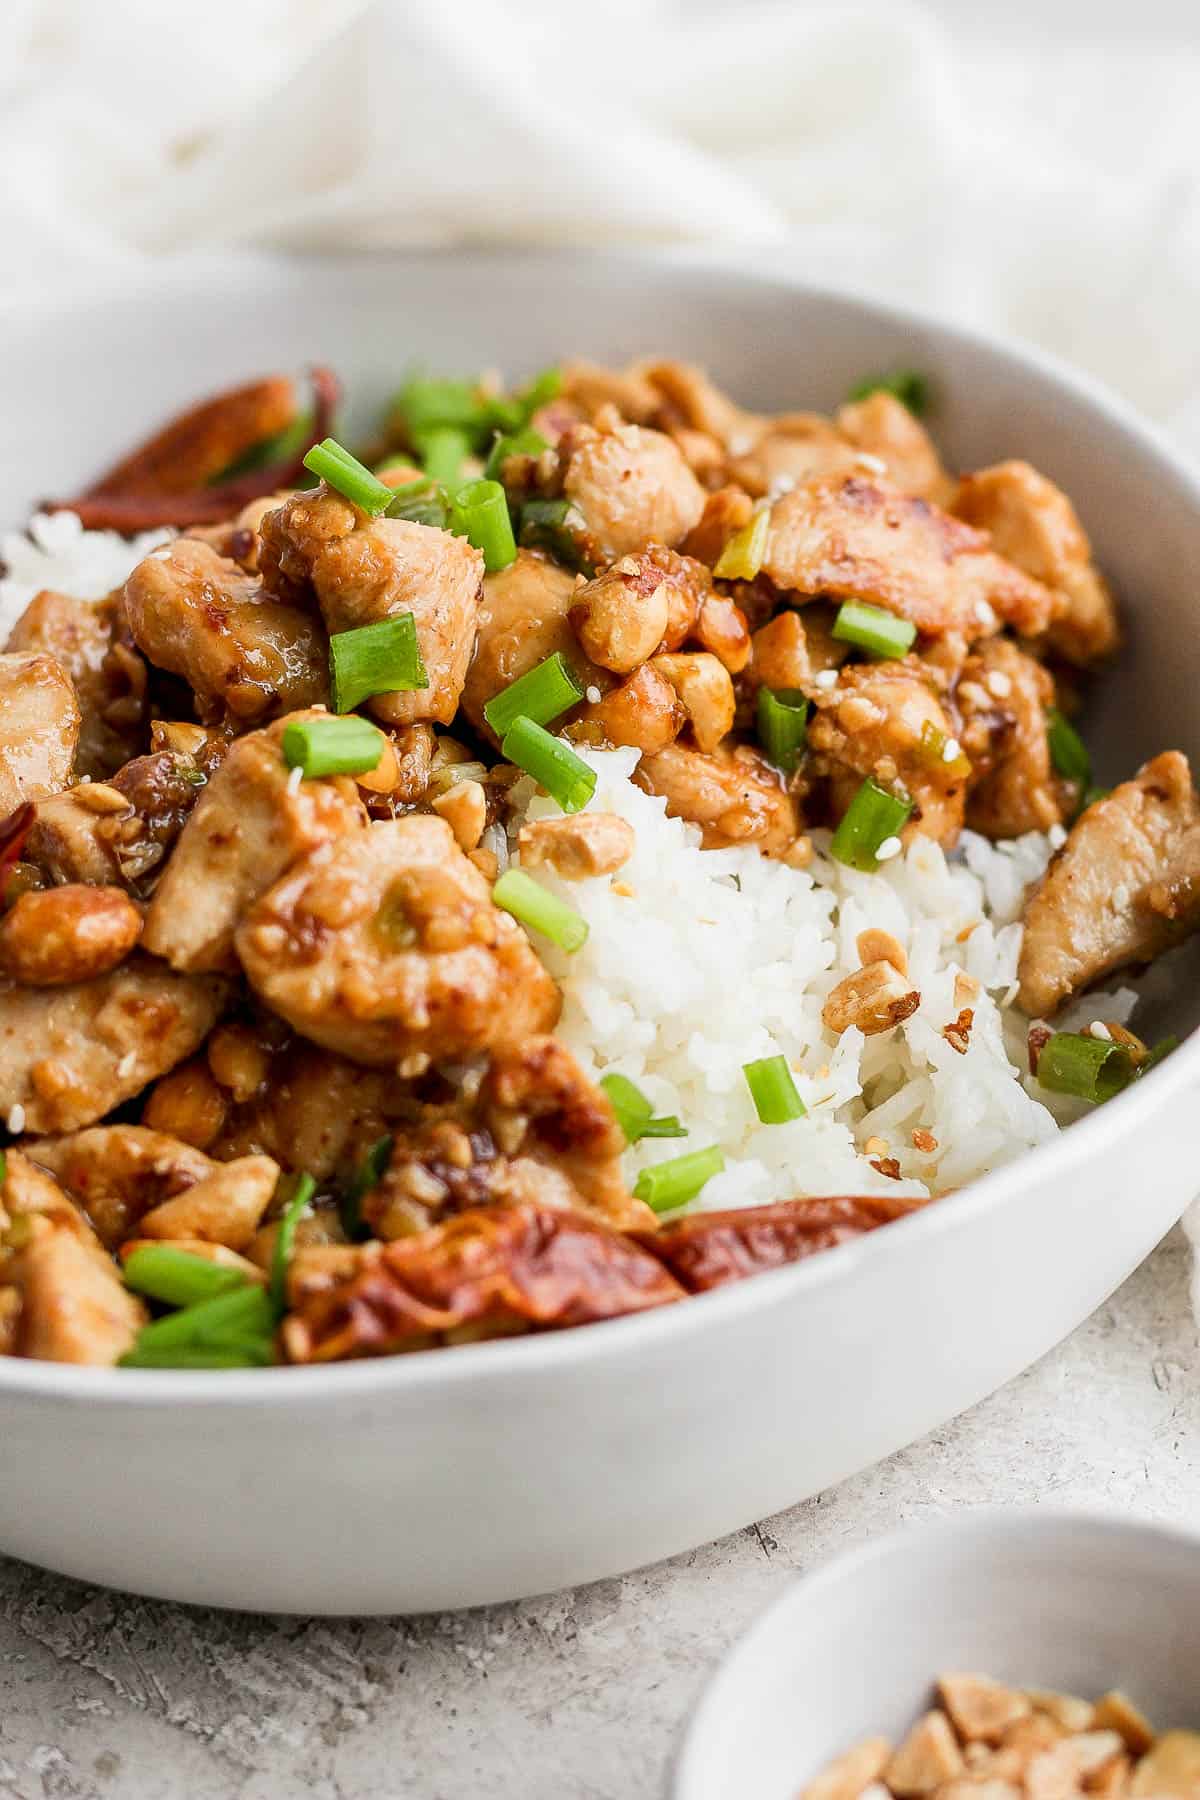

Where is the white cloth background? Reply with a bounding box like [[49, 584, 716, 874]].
[[3, 0, 1200, 1305]]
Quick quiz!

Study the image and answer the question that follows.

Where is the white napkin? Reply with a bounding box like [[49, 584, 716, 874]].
[[4, 0, 1200, 1284]]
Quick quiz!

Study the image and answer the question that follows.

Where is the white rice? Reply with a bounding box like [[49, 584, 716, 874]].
[[0, 515, 1133, 1210]]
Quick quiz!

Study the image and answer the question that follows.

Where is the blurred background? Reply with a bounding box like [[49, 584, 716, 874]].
[[5, 0, 1200, 449]]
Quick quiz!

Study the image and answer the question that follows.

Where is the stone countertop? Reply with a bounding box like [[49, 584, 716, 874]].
[[1, 1231, 1196, 1800]]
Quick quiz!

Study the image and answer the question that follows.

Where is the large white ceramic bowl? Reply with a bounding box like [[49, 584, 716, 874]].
[[1, 252, 1199, 1613], [674, 1509, 1200, 1799]]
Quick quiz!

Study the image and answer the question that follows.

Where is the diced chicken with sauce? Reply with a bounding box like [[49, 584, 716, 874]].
[[0, 651, 81, 816], [6, 590, 147, 780], [808, 661, 968, 846], [635, 740, 803, 857], [560, 418, 706, 561]]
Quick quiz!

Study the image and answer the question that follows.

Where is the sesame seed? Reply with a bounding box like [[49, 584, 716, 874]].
[[286, 764, 304, 795], [1048, 822, 1067, 849], [585, 685, 602, 705], [1088, 1021, 1112, 1041], [1111, 883, 1130, 911], [728, 432, 754, 457], [941, 737, 962, 764], [854, 451, 887, 474], [874, 835, 903, 862], [973, 601, 998, 631], [116, 1052, 137, 1078], [814, 669, 839, 690], [5, 1104, 25, 1134], [985, 669, 1012, 698], [767, 474, 796, 501]]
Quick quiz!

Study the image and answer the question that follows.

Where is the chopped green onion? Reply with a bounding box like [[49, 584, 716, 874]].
[[120, 1283, 278, 1366], [830, 777, 913, 871], [1139, 1036, 1179, 1078], [600, 1072, 687, 1145], [502, 717, 596, 814], [757, 687, 808, 773], [302, 438, 395, 516], [714, 507, 771, 581], [386, 483, 450, 529], [484, 653, 584, 738], [394, 376, 487, 437], [846, 370, 930, 416], [833, 600, 917, 660], [119, 1343, 275, 1370], [339, 1135, 393, 1242], [0, 1148, 6, 1185], [518, 497, 591, 572], [449, 478, 517, 573], [329, 615, 428, 713], [415, 426, 471, 488], [743, 1055, 807, 1125], [1047, 709, 1091, 786], [123, 1246, 250, 1309], [1035, 1031, 1135, 1104], [515, 366, 562, 419], [485, 427, 548, 483], [493, 868, 588, 953], [282, 715, 385, 780], [1080, 784, 1110, 813], [270, 1173, 316, 1313], [633, 1146, 725, 1214]]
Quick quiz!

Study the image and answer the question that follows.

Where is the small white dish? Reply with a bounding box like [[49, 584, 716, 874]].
[[673, 1508, 1200, 1800]]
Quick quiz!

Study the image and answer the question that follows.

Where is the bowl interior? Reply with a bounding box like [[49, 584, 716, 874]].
[[676, 1512, 1200, 1800]]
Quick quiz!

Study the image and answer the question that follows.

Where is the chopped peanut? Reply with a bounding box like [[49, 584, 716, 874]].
[[857, 927, 908, 976], [1091, 1694, 1154, 1756], [432, 778, 488, 852], [802, 1738, 892, 1800], [911, 1128, 938, 1153], [142, 1058, 228, 1149], [885, 1711, 965, 1795], [823, 961, 920, 1036], [942, 1008, 974, 1055], [650, 652, 736, 753], [1026, 1692, 1096, 1734], [939, 1674, 1032, 1744], [0, 884, 142, 986], [518, 812, 635, 880]]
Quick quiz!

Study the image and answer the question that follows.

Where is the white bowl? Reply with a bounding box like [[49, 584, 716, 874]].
[[674, 1509, 1200, 1800], [2, 252, 1199, 1613]]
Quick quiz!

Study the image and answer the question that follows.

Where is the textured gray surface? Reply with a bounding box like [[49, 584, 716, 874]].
[[1, 1230, 1196, 1800]]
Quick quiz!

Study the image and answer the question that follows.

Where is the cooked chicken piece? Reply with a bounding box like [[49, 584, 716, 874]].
[[559, 359, 664, 426], [1018, 751, 1200, 1016], [431, 779, 487, 851], [637, 359, 751, 444], [635, 741, 802, 856], [30, 1124, 216, 1249], [0, 1153, 147, 1364], [26, 750, 208, 892], [761, 474, 1058, 640], [137, 1154, 280, 1251], [6, 590, 147, 780], [459, 550, 594, 744], [518, 813, 635, 879], [573, 662, 684, 755], [649, 653, 736, 753], [259, 487, 484, 727], [562, 419, 706, 562], [365, 1036, 652, 1237], [730, 413, 860, 498], [236, 815, 560, 1068], [142, 714, 366, 973], [953, 460, 1119, 665], [809, 661, 968, 845], [0, 652, 81, 817], [0, 884, 142, 985], [958, 640, 1073, 839], [208, 1036, 411, 1182], [0, 954, 228, 1135], [123, 538, 328, 723], [641, 1194, 926, 1292], [281, 1202, 683, 1362], [186, 489, 295, 575], [836, 391, 954, 504]]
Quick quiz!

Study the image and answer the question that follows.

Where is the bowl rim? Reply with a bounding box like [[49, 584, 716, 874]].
[[671, 1503, 1200, 1797], [2, 246, 1198, 1406]]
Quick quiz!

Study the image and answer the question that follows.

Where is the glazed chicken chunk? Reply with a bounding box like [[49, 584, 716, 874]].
[[958, 639, 1075, 839], [235, 815, 560, 1068], [6, 590, 147, 780], [635, 741, 803, 857], [0, 651, 81, 816], [459, 550, 592, 742], [260, 487, 484, 726], [808, 660, 968, 846], [1018, 751, 1200, 1016], [561, 417, 706, 561]]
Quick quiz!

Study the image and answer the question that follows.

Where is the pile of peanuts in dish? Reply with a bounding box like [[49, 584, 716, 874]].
[[0, 354, 1196, 1370], [804, 1674, 1200, 1800]]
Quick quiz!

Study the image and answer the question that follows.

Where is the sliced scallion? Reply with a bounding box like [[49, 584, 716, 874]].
[[846, 370, 929, 416], [329, 615, 428, 713], [833, 599, 917, 660], [757, 687, 808, 773], [492, 868, 588, 953], [302, 438, 395, 516], [518, 497, 591, 572], [633, 1146, 725, 1213], [415, 425, 471, 488], [339, 1135, 392, 1243], [743, 1055, 807, 1125], [270, 1172, 316, 1313], [484, 653, 583, 738], [282, 715, 385, 780], [122, 1246, 250, 1309], [713, 508, 770, 581], [502, 717, 596, 814], [599, 1072, 687, 1145], [1047, 709, 1091, 786], [119, 1283, 278, 1366], [1035, 1031, 1135, 1103], [515, 366, 562, 419], [386, 483, 450, 529], [395, 377, 487, 437], [119, 1343, 275, 1370], [449, 477, 517, 572], [830, 777, 913, 871], [485, 426, 548, 483]]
